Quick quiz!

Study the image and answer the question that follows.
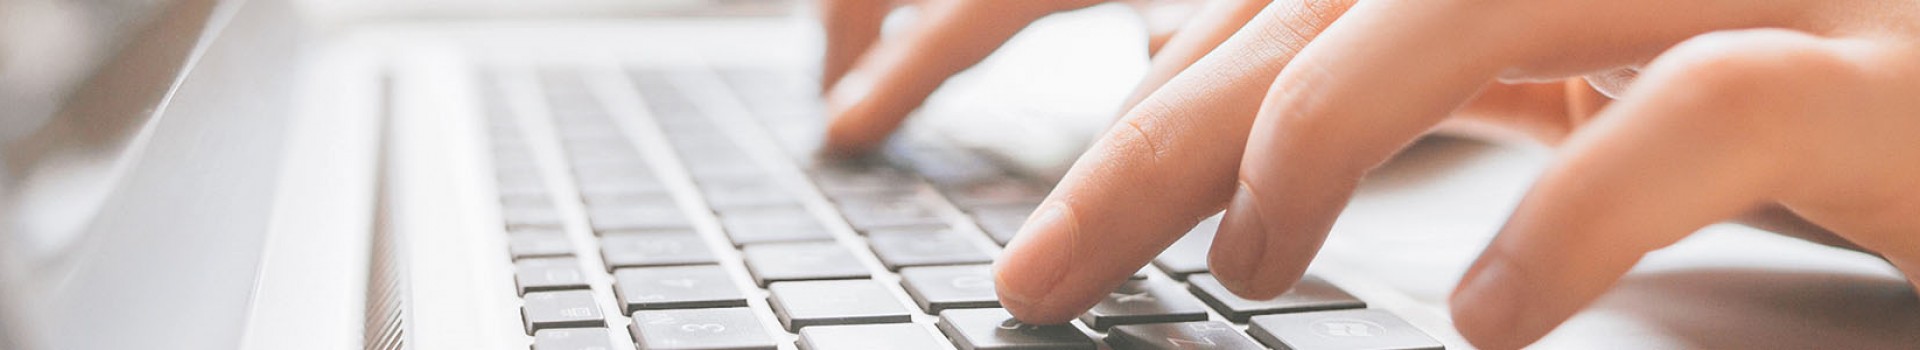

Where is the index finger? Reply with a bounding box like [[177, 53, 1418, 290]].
[[993, 0, 1358, 324], [1209, 0, 1510, 299]]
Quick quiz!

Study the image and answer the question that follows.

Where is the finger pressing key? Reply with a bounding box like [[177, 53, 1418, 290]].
[[993, 0, 1354, 324], [1211, 0, 1508, 300]]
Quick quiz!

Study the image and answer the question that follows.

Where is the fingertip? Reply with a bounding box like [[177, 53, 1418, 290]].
[[820, 117, 885, 156], [1449, 254, 1524, 350], [1209, 184, 1269, 296], [1209, 181, 1310, 301], [994, 288, 1078, 325], [819, 89, 889, 156], [992, 203, 1077, 324]]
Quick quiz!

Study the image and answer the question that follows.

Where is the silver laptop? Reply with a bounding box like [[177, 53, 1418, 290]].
[[47, 0, 1918, 349]]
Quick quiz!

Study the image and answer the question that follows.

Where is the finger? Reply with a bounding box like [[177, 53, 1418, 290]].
[[1209, 0, 1845, 300], [1479, 0, 1821, 82], [1450, 29, 1845, 349], [818, 0, 893, 92], [821, 0, 1101, 155], [1756, 38, 1920, 299], [994, 0, 1357, 324], [1211, 0, 1514, 299], [1119, 0, 1272, 111]]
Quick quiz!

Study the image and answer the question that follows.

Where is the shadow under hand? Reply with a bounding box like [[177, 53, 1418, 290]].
[[1596, 268, 1919, 349], [1362, 135, 1506, 192]]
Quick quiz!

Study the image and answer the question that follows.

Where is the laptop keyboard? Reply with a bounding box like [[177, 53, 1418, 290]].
[[479, 67, 1445, 350]]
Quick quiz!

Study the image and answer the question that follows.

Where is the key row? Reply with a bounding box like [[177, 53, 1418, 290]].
[[528, 254, 1382, 339], [535, 302, 1438, 350]]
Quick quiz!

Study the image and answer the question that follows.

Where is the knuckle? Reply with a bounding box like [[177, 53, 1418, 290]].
[[1254, 0, 1354, 49], [1105, 116, 1172, 170], [1654, 31, 1864, 115], [1294, 0, 1353, 22]]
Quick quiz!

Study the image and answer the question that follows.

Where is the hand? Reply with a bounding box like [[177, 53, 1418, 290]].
[[817, 0, 1271, 155], [980, 0, 1920, 349]]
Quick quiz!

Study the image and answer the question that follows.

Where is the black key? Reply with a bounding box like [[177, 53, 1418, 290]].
[[741, 242, 870, 286], [810, 166, 920, 197], [492, 149, 539, 172], [865, 228, 992, 270], [570, 163, 663, 192], [936, 308, 1094, 350], [1187, 274, 1365, 322], [586, 202, 691, 233], [533, 328, 614, 350], [898, 265, 999, 313], [503, 206, 566, 229], [613, 265, 748, 312], [633, 69, 707, 116], [562, 139, 647, 156], [767, 279, 912, 331], [577, 180, 671, 199], [891, 144, 1004, 188], [629, 307, 777, 350], [497, 181, 551, 201], [796, 323, 948, 350], [495, 170, 547, 191], [807, 160, 906, 178], [666, 134, 742, 156], [698, 179, 800, 209], [499, 192, 554, 209], [557, 132, 629, 150], [683, 159, 768, 180], [522, 290, 605, 334], [716, 69, 824, 121], [833, 195, 948, 230], [580, 191, 673, 208], [508, 229, 574, 259], [717, 207, 835, 246], [494, 162, 547, 187], [667, 131, 742, 150], [968, 204, 1038, 245], [1078, 280, 1209, 330], [563, 142, 646, 165], [490, 143, 534, 157], [600, 232, 717, 270], [1246, 309, 1443, 350], [941, 178, 1047, 208], [1107, 321, 1263, 350], [1153, 218, 1219, 280], [560, 140, 640, 162], [516, 258, 589, 295]]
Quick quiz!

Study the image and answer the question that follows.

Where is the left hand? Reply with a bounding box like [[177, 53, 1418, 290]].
[[817, 0, 1257, 155]]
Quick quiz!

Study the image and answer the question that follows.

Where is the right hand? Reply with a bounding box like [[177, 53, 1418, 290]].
[[964, 1, 1920, 350]]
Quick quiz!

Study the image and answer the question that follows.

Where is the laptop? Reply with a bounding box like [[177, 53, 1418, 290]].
[[6, 0, 1911, 349]]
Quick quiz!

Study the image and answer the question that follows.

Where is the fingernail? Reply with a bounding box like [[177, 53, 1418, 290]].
[[994, 203, 1074, 318], [1451, 255, 1524, 349], [1211, 183, 1269, 296]]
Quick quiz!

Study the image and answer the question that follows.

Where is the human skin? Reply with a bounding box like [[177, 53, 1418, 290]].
[[816, 0, 1920, 348]]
